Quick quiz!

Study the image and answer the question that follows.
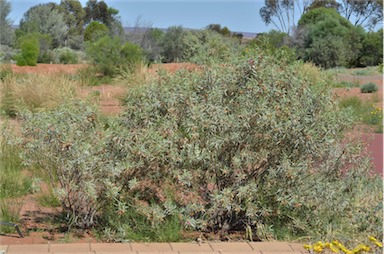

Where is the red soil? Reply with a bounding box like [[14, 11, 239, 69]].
[[11, 64, 86, 75]]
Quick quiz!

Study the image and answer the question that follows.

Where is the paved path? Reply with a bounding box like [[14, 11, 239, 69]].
[[0, 241, 306, 254]]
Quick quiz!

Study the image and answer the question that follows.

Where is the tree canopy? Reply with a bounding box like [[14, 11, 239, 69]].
[[0, 0, 14, 46], [18, 3, 68, 47], [260, 0, 383, 33]]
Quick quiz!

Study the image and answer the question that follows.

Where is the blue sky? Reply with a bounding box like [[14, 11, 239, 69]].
[[8, 0, 274, 33]]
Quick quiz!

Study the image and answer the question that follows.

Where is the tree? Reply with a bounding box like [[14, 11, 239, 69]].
[[59, 0, 86, 49], [360, 29, 383, 66], [295, 7, 365, 68], [0, 0, 15, 46], [84, 21, 109, 42], [338, 0, 383, 30], [260, 0, 295, 34], [260, 0, 383, 33], [84, 0, 121, 28], [18, 3, 68, 47], [84, 0, 123, 37], [305, 0, 340, 12], [159, 26, 187, 63]]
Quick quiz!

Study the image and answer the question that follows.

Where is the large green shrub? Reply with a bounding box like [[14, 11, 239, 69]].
[[85, 36, 144, 77], [19, 50, 382, 243], [15, 35, 39, 66], [110, 51, 381, 243], [295, 7, 365, 69], [84, 21, 109, 42]]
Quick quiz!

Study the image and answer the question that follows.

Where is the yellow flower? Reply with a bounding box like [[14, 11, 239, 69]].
[[313, 245, 323, 253], [329, 243, 340, 253], [303, 244, 313, 250], [351, 244, 370, 253], [368, 236, 383, 248]]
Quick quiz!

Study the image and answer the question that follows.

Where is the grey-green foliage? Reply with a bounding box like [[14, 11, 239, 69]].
[[183, 29, 241, 64], [159, 26, 187, 63], [19, 3, 68, 47], [20, 101, 121, 229], [126, 27, 164, 63], [19, 50, 382, 243], [111, 51, 381, 242], [158, 26, 240, 64], [0, 0, 15, 47]]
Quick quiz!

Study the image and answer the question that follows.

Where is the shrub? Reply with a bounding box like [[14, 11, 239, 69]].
[[15, 35, 39, 66], [0, 45, 18, 63], [19, 48, 382, 244], [57, 47, 78, 64], [186, 29, 241, 64], [20, 101, 116, 229], [85, 36, 145, 77], [360, 82, 378, 93], [84, 21, 109, 42], [112, 51, 381, 243]]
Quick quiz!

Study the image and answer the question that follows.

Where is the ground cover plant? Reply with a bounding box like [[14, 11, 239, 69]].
[[360, 82, 378, 93], [17, 47, 382, 245]]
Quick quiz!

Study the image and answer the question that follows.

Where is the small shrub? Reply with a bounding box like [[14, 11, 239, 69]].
[[360, 82, 378, 93], [38, 50, 54, 64], [0, 45, 18, 63], [21, 101, 119, 229], [54, 48, 78, 64]]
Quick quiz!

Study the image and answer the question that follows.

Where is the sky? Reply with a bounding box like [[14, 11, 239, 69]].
[[8, 0, 277, 34]]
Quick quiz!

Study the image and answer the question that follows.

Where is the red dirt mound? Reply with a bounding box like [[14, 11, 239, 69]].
[[11, 64, 85, 75]]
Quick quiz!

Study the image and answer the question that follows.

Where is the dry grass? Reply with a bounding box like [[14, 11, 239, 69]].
[[0, 73, 79, 116], [113, 62, 156, 88]]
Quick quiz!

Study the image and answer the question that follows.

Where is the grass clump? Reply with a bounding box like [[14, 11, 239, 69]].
[[360, 82, 378, 93], [0, 73, 78, 117], [0, 200, 23, 234], [352, 67, 379, 76], [0, 125, 31, 199], [333, 80, 360, 88], [0, 123, 31, 235]]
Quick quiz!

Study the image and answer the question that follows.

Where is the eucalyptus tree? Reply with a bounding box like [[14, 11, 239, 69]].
[[18, 3, 68, 47], [59, 0, 86, 49], [0, 0, 14, 46]]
